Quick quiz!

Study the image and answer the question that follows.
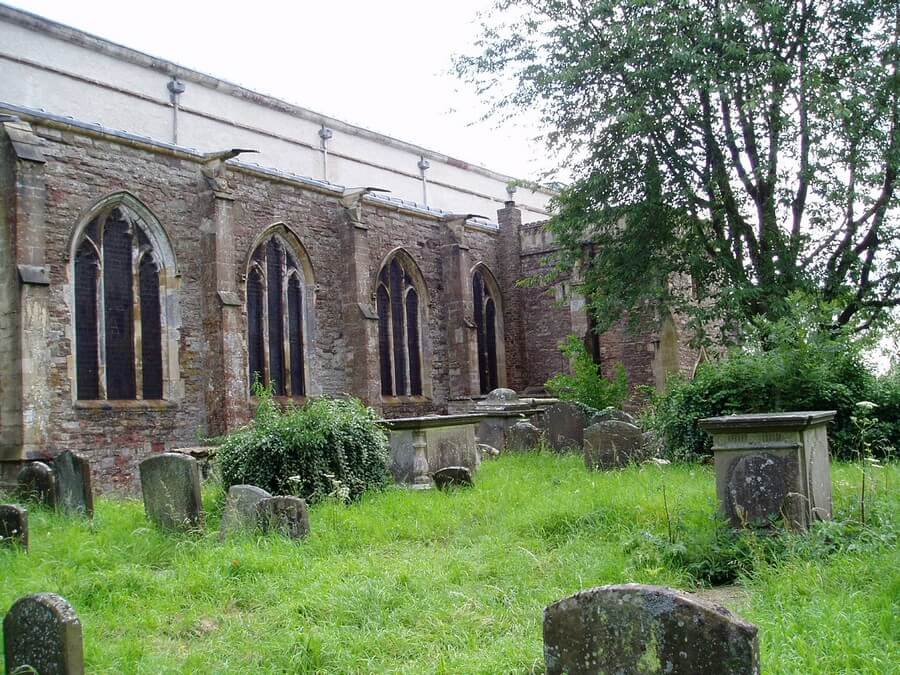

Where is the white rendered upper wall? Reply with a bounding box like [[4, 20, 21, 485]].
[[0, 5, 554, 224]]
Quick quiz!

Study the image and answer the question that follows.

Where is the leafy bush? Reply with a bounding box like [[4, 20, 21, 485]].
[[217, 390, 391, 503], [648, 305, 897, 461], [545, 334, 629, 410]]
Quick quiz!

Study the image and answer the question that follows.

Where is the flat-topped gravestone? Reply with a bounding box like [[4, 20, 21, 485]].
[[257, 496, 310, 539], [219, 484, 272, 539], [432, 466, 474, 489], [544, 584, 760, 675], [0, 504, 28, 550], [505, 420, 542, 452], [16, 461, 57, 508], [545, 402, 591, 452], [589, 407, 638, 427], [139, 453, 204, 530], [583, 420, 646, 470], [699, 411, 835, 530], [3, 593, 85, 675], [54, 451, 94, 518]]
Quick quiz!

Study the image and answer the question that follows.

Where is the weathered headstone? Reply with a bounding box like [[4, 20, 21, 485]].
[[432, 465, 474, 489], [545, 402, 590, 452], [505, 420, 542, 452], [16, 461, 58, 508], [138, 453, 204, 530], [589, 407, 638, 427], [3, 593, 85, 675], [219, 484, 272, 539], [583, 420, 646, 470], [54, 450, 94, 518], [257, 496, 310, 539], [478, 443, 500, 460], [0, 504, 28, 550], [543, 584, 760, 675]]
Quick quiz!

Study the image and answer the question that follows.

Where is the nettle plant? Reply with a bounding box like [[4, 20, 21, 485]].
[[217, 388, 391, 503]]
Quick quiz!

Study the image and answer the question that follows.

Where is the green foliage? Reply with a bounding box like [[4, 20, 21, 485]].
[[217, 389, 390, 503], [545, 334, 629, 410], [457, 0, 900, 337], [648, 303, 898, 460]]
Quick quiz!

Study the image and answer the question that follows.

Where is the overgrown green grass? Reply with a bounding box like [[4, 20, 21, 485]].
[[2, 455, 897, 673]]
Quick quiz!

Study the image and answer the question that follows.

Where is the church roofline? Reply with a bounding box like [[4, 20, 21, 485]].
[[0, 2, 556, 200]]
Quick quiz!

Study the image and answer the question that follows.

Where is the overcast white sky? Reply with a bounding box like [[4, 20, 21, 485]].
[[6, 0, 555, 181]]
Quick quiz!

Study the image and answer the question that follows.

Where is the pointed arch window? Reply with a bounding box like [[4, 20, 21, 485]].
[[473, 268, 500, 394], [377, 255, 424, 397], [72, 199, 175, 401], [246, 234, 307, 396]]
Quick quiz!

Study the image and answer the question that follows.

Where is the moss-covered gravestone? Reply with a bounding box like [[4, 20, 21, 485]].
[[545, 402, 590, 452], [16, 461, 57, 508], [583, 420, 646, 470], [543, 584, 759, 675], [139, 453, 204, 530], [3, 593, 84, 675], [432, 466, 474, 489], [257, 496, 310, 540], [0, 504, 28, 551], [54, 450, 94, 518], [505, 420, 542, 452]]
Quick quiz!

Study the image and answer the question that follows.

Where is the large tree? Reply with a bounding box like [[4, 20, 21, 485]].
[[458, 0, 899, 340]]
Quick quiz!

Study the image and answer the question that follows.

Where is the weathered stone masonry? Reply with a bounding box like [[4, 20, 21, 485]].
[[0, 114, 693, 490]]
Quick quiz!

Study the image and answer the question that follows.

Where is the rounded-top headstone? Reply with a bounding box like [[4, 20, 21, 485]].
[[3, 592, 84, 675], [543, 584, 759, 675], [16, 461, 58, 508], [0, 504, 28, 550], [219, 484, 273, 539], [589, 407, 638, 427], [432, 465, 474, 489], [256, 496, 310, 539], [139, 453, 204, 530], [505, 420, 542, 452], [583, 420, 646, 470]]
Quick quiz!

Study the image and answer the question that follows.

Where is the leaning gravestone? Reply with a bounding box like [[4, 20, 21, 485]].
[[54, 450, 94, 518], [505, 420, 542, 452], [545, 402, 591, 452], [219, 484, 272, 539], [3, 592, 85, 675], [16, 461, 58, 508], [432, 466, 474, 489], [257, 496, 310, 540], [0, 504, 28, 550], [544, 584, 759, 675], [583, 420, 646, 470], [139, 453, 204, 530]]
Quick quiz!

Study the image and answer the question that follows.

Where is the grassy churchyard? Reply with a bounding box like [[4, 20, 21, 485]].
[[1, 452, 897, 673]]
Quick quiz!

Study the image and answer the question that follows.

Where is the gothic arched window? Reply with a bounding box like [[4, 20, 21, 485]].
[[246, 233, 309, 396], [473, 267, 500, 394], [72, 195, 176, 401], [377, 253, 425, 397]]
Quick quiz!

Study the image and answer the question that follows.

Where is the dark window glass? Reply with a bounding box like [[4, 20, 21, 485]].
[[377, 284, 393, 395], [406, 289, 421, 395], [266, 239, 285, 395], [287, 275, 305, 396], [485, 297, 498, 391], [376, 254, 425, 398], [139, 255, 163, 399], [103, 210, 136, 399], [74, 242, 99, 400], [473, 269, 499, 394], [389, 260, 407, 396], [247, 267, 265, 389]]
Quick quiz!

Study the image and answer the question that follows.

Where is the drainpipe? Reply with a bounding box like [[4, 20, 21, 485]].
[[167, 77, 186, 145], [319, 126, 333, 182], [418, 157, 431, 207]]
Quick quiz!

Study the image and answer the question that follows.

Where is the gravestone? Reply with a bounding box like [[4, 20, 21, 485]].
[[505, 421, 542, 452], [583, 420, 646, 470], [219, 484, 272, 539], [545, 402, 590, 452], [589, 407, 638, 427], [432, 466, 474, 489], [3, 593, 85, 675], [543, 584, 759, 675], [54, 451, 94, 518], [699, 411, 835, 530], [16, 461, 57, 508], [138, 453, 204, 530], [257, 496, 310, 539], [0, 504, 28, 550]]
